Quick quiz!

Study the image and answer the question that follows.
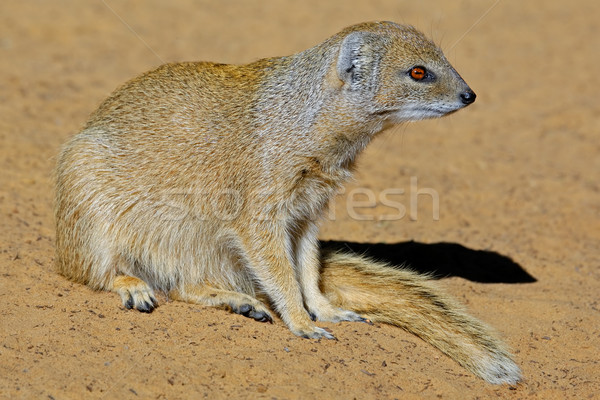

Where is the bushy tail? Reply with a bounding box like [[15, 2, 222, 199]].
[[319, 251, 521, 385]]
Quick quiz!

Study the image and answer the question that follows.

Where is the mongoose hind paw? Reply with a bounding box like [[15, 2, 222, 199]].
[[233, 303, 273, 323], [114, 276, 158, 313], [122, 293, 158, 313]]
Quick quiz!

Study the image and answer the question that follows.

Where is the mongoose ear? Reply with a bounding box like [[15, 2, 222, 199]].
[[337, 31, 374, 86]]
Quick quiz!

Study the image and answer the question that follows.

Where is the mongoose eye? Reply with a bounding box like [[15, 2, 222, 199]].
[[409, 66, 427, 81]]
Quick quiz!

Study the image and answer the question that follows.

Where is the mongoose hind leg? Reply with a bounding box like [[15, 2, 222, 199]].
[[112, 275, 159, 313], [170, 284, 273, 323]]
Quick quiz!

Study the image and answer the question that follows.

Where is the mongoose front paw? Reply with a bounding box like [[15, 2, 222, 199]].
[[294, 326, 337, 340], [312, 307, 366, 324], [233, 303, 273, 323]]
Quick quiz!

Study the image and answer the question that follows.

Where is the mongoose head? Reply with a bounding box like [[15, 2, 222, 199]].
[[336, 22, 475, 124]]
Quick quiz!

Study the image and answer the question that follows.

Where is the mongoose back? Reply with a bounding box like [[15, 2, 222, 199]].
[[55, 21, 521, 384]]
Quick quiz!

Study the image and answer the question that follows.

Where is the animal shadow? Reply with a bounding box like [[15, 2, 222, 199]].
[[320, 240, 536, 283]]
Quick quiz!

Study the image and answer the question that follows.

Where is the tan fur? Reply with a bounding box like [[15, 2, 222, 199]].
[[320, 251, 520, 384], [54, 22, 520, 384]]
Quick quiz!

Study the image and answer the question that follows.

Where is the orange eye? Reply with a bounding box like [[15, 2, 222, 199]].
[[410, 66, 426, 80]]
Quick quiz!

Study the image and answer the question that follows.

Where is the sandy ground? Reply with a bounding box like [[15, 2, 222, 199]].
[[1, 1, 599, 398]]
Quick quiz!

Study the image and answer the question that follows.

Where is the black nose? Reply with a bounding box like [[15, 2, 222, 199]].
[[460, 90, 476, 105]]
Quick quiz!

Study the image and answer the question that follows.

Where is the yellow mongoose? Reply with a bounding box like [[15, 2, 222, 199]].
[[55, 22, 520, 384]]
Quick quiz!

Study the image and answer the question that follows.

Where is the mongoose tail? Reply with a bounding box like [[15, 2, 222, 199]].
[[320, 251, 522, 385]]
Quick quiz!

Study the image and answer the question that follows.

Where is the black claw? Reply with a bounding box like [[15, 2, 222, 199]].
[[309, 312, 317, 322], [150, 296, 159, 308], [136, 301, 154, 313], [233, 304, 272, 323], [251, 311, 272, 323], [125, 297, 134, 309], [237, 304, 253, 316]]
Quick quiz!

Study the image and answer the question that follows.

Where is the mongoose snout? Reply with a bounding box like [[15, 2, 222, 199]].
[[460, 89, 477, 105]]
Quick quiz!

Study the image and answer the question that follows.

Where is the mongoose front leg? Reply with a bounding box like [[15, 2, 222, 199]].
[[294, 222, 365, 323], [241, 222, 335, 339]]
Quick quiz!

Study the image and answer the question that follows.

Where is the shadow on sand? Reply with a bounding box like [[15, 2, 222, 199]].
[[320, 240, 536, 283]]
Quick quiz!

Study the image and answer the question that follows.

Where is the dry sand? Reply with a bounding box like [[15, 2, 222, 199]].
[[1, 1, 599, 398]]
